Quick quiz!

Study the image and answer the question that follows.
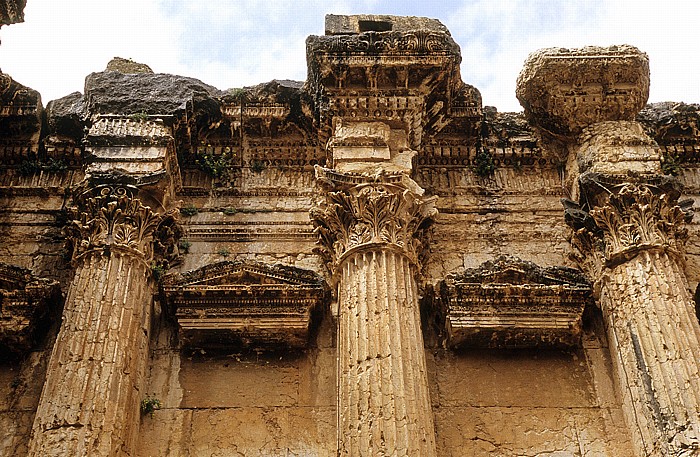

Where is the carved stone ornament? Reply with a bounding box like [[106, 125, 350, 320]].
[[566, 179, 693, 269], [0, 0, 25, 26], [311, 168, 437, 272], [162, 260, 327, 349], [0, 262, 60, 357], [440, 256, 591, 348], [66, 185, 179, 265]]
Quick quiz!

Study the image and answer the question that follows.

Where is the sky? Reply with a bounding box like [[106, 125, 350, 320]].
[[0, 0, 698, 112]]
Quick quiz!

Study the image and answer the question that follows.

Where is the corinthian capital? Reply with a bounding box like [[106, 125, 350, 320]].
[[311, 167, 436, 272], [66, 185, 179, 264], [565, 175, 693, 270]]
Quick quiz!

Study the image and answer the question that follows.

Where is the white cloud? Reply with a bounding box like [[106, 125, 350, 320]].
[[446, 0, 700, 111], [0, 0, 696, 112]]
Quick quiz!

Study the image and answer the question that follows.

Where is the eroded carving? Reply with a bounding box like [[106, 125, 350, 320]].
[[441, 256, 591, 348], [162, 260, 327, 349], [566, 176, 693, 268], [66, 185, 179, 264], [517, 45, 649, 138], [311, 168, 436, 271]]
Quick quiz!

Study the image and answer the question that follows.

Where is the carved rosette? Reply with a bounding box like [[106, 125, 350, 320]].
[[567, 181, 693, 272], [312, 180, 436, 272], [66, 186, 180, 265]]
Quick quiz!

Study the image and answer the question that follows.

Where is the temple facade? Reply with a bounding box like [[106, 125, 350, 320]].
[[1, 9, 700, 457]]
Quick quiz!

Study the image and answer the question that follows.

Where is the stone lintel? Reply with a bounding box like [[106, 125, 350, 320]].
[[516, 45, 649, 138], [441, 256, 591, 349], [162, 261, 327, 349]]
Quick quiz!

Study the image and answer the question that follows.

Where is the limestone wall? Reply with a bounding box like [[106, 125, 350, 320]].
[[2, 11, 700, 457]]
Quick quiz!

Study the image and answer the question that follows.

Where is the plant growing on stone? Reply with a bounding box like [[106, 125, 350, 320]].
[[180, 204, 198, 217], [17, 158, 68, 176], [661, 153, 682, 176], [250, 159, 267, 174], [222, 207, 237, 216], [473, 149, 496, 177], [178, 239, 192, 253], [228, 87, 249, 103], [217, 248, 230, 258], [140, 396, 161, 417], [196, 147, 234, 179], [129, 111, 149, 122], [150, 262, 166, 281]]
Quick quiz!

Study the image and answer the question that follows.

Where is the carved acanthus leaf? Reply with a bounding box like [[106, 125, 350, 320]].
[[568, 184, 691, 270], [312, 183, 436, 271], [67, 186, 180, 264]]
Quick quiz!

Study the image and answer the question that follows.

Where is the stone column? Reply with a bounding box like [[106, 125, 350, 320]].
[[313, 172, 437, 457], [568, 178, 700, 456], [28, 185, 177, 457]]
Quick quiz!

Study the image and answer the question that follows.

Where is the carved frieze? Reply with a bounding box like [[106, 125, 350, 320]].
[[565, 174, 694, 269], [162, 260, 327, 349], [66, 185, 179, 265], [440, 256, 591, 348], [0, 263, 60, 357], [311, 167, 436, 271]]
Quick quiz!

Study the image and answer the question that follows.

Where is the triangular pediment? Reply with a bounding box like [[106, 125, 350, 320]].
[[446, 255, 589, 287], [163, 260, 324, 288]]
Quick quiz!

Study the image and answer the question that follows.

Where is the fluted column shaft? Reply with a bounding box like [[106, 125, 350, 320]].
[[601, 249, 700, 456], [28, 186, 176, 457], [338, 249, 435, 456], [28, 250, 152, 456], [569, 180, 700, 456], [312, 172, 438, 457]]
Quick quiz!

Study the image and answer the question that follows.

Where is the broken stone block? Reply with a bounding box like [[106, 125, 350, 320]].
[[516, 45, 650, 138]]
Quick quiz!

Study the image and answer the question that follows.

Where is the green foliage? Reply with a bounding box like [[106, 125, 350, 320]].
[[140, 396, 161, 417], [180, 204, 198, 217], [178, 239, 192, 254], [150, 262, 166, 281], [217, 248, 230, 258], [222, 207, 237, 216], [473, 149, 496, 177], [196, 147, 234, 179], [17, 160, 41, 176], [129, 111, 149, 122], [661, 153, 682, 176], [228, 87, 249, 103], [17, 158, 68, 176], [250, 159, 267, 174]]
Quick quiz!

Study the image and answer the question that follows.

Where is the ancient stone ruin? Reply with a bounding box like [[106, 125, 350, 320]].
[[2, 7, 700, 456]]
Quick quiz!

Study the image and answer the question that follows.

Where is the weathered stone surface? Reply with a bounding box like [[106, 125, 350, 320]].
[[162, 260, 327, 349], [0, 0, 24, 26], [105, 57, 154, 74], [576, 121, 661, 175], [325, 14, 449, 35], [0, 263, 60, 357], [2, 12, 700, 457], [441, 256, 591, 348], [517, 45, 649, 138], [0, 73, 43, 164], [83, 69, 222, 118]]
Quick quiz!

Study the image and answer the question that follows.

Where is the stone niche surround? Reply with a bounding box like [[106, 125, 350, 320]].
[[0, 10, 699, 457]]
